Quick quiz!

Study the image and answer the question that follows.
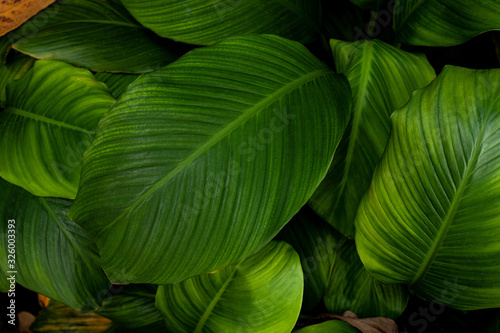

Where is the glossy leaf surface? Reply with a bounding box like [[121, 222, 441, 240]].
[[355, 66, 500, 310], [70, 35, 351, 284]]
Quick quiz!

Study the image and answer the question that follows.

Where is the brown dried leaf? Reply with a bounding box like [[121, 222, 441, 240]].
[[0, 0, 55, 37], [330, 311, 398, 333]]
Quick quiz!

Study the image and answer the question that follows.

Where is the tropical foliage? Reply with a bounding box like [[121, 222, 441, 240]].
[[0, 0, 499, 332]]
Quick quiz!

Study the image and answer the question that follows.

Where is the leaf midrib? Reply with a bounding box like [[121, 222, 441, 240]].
[[5, 107, 95, 135], [410, 127, 485, 286], [101, 68, 331, 231], [194, 263, 242, 333]]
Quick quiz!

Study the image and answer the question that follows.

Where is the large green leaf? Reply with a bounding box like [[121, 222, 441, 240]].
[[355, 66, 500, 310], [309, 39, 435, 236], [0, 60, 115, 199], [0, 178, 110, 310], [10, 0, 184, 73], [155, 241, 303, 333], [275, 206, 340, 311], [120, 0, 322, 46], [97, 285, 166, 333], [69, 34, 351, 284], [394, 0, 500, 46], [294, 320, 359, 333], [277, 205, 407, 318], [324, 238, 408, 318]]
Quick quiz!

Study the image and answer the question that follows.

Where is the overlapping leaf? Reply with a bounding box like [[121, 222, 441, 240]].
[[94, 72, 139, 99], [324, 239, 408, 318], [321, 0, 368, 42], [0, 60, 115, 199], [120, 0, 322, 45], [394, 0, 500, 46], [0, 178, 110, 310], [277, 206, 407, 318], [97, 285, 166, 333], [9, 0, 184, 73], [275, 206, 340, 311], [309, 39, 435, 236], [355, 66, 500, 310], [69, 34, 351, 284], [0, 54, 34, 104], [156, 241, 303, 333]]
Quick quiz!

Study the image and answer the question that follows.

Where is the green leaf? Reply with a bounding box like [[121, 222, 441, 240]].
[[324, 238, 408, 318], [69, 34, 351, 284], [355, 66, 500, 310], [0, 54, 34, 104], [309, 39, 435, 236], [97, 285, 166, 333], [0, 178, 110, 310], [0, 60, 115, 199], [294, 320, 359, 333], [10, 0, 184, 73], [394, 0, 500, 46], [275, 206, 340, 311], [155, 241, 303, 333], [0, 36, 12, 63], [277, 206, 407, 318], [94, 72, 139, 99], [120, 0, 322, 45]]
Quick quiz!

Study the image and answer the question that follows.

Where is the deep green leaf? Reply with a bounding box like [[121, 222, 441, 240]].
[[156, 241, 303, 333], [321, 0, 368, 42], [294, 320, 359, 333], [355, 66, 500, 310], [0, 178, 110, 310], [0, 60, 115, 199], [275, 206, 340, 311], [394, 0, 500, 46], [309, 39, 435, 236], [97, 285, 166, 333], [0, 36, 11, 63], [277, 205, 407, 318], [324, 238, 408, 318], [94, 72, 139, 99], [120, 0, 322, 45], [10, 0, 184, 73], [69, 34, 351, 284], [0, 54, 34, 104]]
